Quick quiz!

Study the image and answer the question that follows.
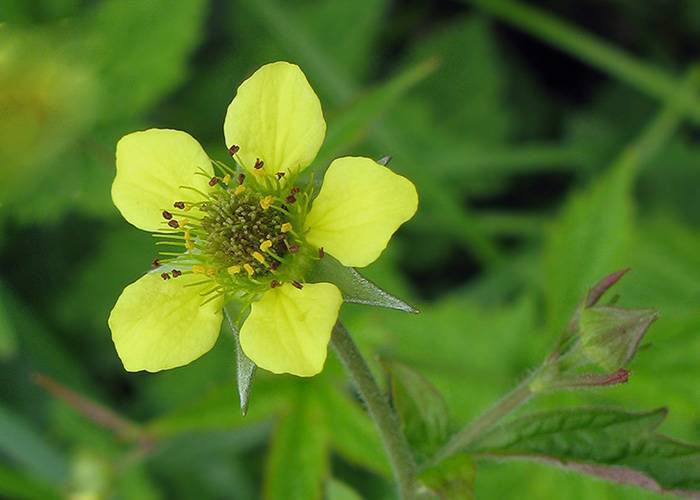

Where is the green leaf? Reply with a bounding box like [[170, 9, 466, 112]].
[[418, 454, 475, 500], [384, 360, 449, 459], [85, 0, 207, 120], [0, 281, 17, 360], [469, 407, 700, 495], [0, 403, 69, 484], [223, 302, 256, 416], [0, 464, 61, 500], [264, 385, 329, 500], [309, 254, 417, 313], [326, 478, 364, 500]]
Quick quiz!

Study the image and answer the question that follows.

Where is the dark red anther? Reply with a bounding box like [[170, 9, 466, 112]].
[[162, 210, 173, 220], [237, 173, 246, 185], [270, 279, 281, 288], [290, 187, 301, 194], [172, 269, 182, 278], [288, 243, 299, 253], [319, 247, 325, 258], [285, 194, 297, 204], [275, 172, 285, 180], [173, 201, 185, 209], [209, 177, 219, 186], [254, 158, 264, 169], [228, 144, 240, 156], [292, 280, 303, 290], [168, 219, 179, 229], [161, 272, 171, 280], [270, 260, 280, 270], [151, 258, 161, 269]]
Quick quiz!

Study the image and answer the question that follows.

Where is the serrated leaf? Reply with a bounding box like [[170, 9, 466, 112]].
[[469, 407, 700, 495], [223, 302, 256, 416], [264, 386, 329, 500], [384, 360, 449, 459], [418, 454, 475, 500], [309, 254, 417, 313]]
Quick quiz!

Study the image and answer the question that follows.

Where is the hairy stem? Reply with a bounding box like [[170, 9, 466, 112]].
[[429, 375, 535, 467], [331, 322, 417, 499]]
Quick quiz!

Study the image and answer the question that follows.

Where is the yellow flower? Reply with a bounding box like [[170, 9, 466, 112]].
[[108, 62, 418, 377]]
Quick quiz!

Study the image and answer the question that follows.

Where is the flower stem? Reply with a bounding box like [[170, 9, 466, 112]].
[[428, 374, 535, 467], [331, 322, 417, 499]]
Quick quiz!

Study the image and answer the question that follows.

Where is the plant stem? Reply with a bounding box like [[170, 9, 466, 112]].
[[331, 322, 417, 499], [429, 374, 535, 466]]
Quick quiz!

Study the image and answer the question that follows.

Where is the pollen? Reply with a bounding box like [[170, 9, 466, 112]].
[[252, 251, 265, 264], [244, 263, 254, 276], [281, 222, 292, 233], [260, 239, 273, 251], [260, 195, 274, 210]]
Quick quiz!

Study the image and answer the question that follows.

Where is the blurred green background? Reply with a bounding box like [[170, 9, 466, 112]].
[[1, 0, 700, 498]]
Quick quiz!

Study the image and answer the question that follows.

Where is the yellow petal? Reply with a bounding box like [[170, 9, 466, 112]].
[[305, 157, 418, 267], [239, 282, 342, 377], [112, 129, 214, 232], [108, 273, 223, 372], [223, 62, 326, 178]]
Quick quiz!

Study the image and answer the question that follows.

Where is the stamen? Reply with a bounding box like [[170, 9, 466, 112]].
[[162, 210, 173, 220], [168, 220, 180, 229], [151, 258, 161, 268], [285, 194, 297, 204], [161, 272, 171, 280], [227, 265, 241, 275], [288, 243, 299, 253], [243, 263, 254, 276], [260, 195, 274, 210], [223, 174, 231, 185], [254, 158, 264, 169], [206, 268, 218, 278], [238, 173, 245, 185], [209, 177, 219, 187], [192, 265, 206, 274], [234, 185, 245, 195], [319, 247, 325, 258], [260, 240, 273, 251], [228, 144, 240, 156], [270, 280, 281, 288], [275, 172, 285, 180], [173, 201, 186, 209], [281, 223, 292, 233], [172, 269, 182, 278], [292, 281, 303, 290], [252, 251, 265, 264]]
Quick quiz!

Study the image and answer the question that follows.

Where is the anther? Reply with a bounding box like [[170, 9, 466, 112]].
[[270, 280, 281, 288], [228, 144, 240, 156], [260, 240, 273, 251], [285, 194, 297, 204], [244, 263, 254, 276], [172, 269, 182, 278], [168, 219, 180, 229], [275, 172, 285, 180], [237, 173, 245, 185], [289, 243, 299, 253], [252, 251, 265, 264], [270, 260, 280, 271], [234, 185, 245, 195], [281, 222, 292, 233], [290, 187, 301, 195], [207, 268, 217, 277], [209, 177, 219, 186], [260, 195, 274, 210], [254, 158, 264, 169], [162, 210, 173, 220], [292, 280, 303, 290], [223, 174, 231, 185], [161, 272, 171, 280], [151, 258, 161, 269], [227, 265, 241, 275], [319, 247, 325, 258], [173, 201, 186, 209], [192, 265, 206, 274]]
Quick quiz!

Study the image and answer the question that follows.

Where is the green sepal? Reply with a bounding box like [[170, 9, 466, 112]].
[[223, 301, 256, 416], [308, 254, 418, 313]]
